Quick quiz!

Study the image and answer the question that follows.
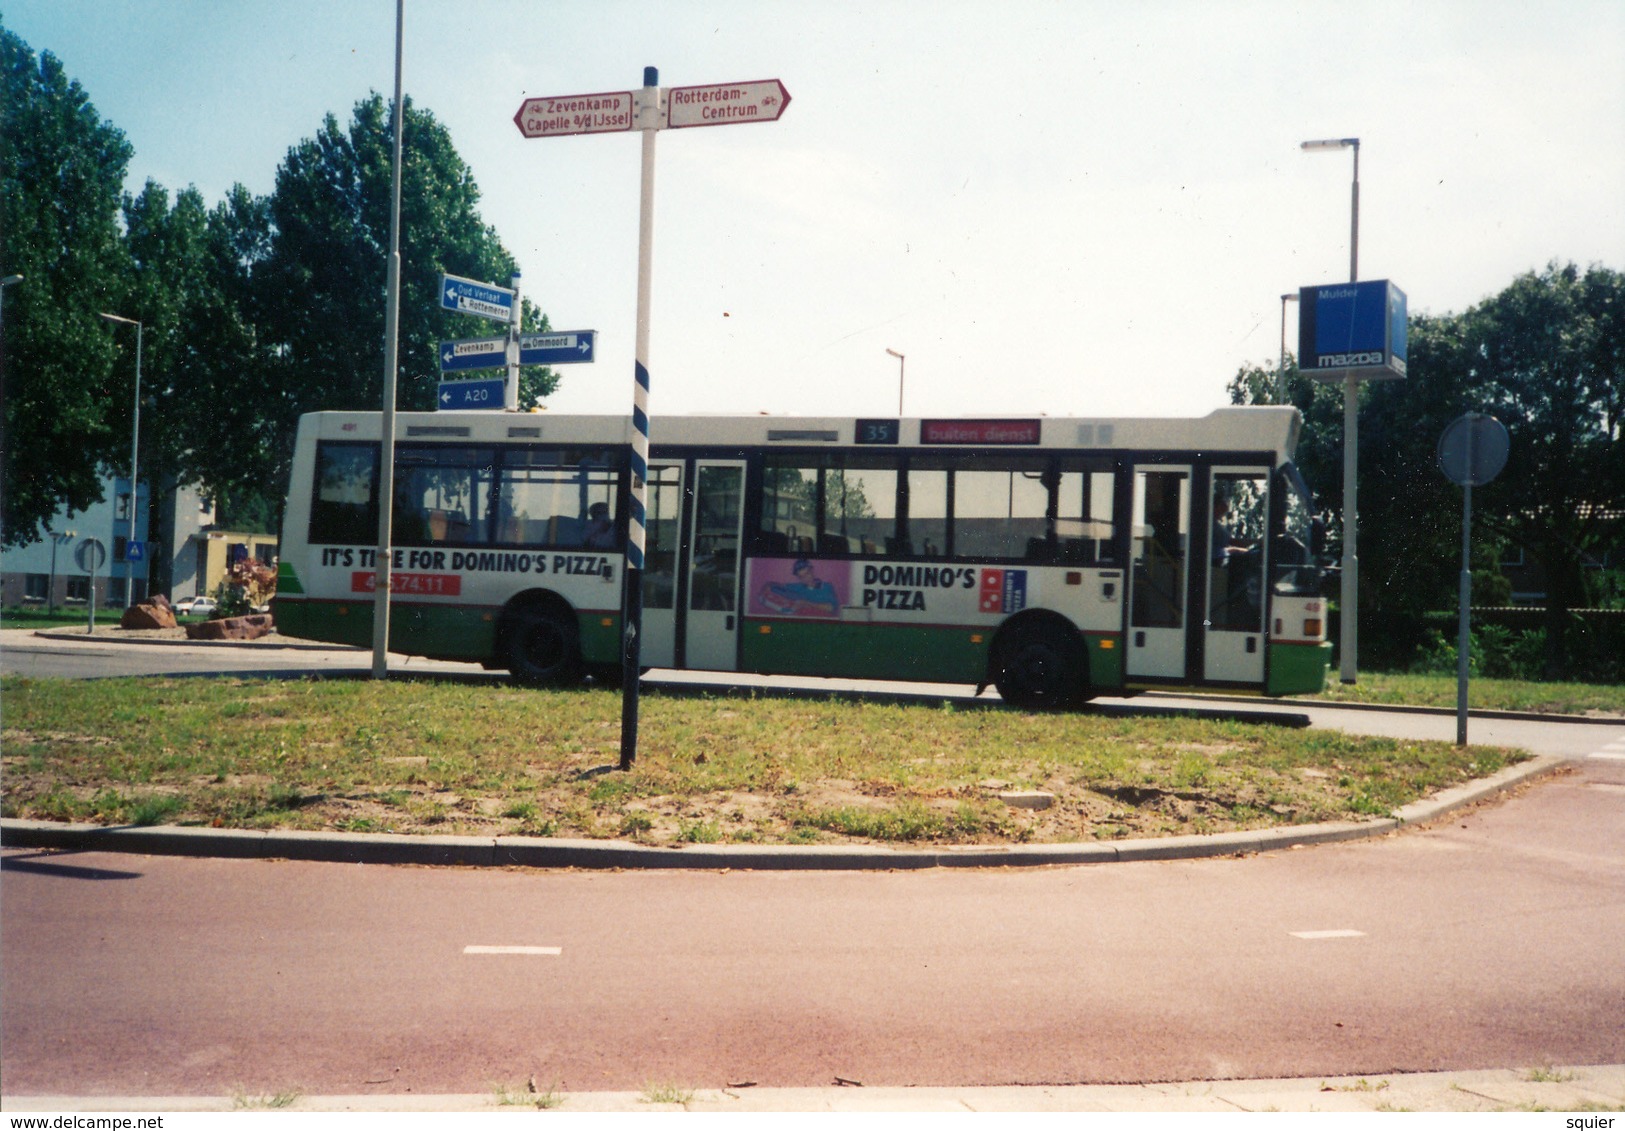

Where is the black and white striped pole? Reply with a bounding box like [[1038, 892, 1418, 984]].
[[513, 68, 791, 769], [620, 67, 662, 770]]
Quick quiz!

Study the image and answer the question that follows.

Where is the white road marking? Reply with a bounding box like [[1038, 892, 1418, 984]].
[[463, 945, 562, 955], [1590, 752, 1625, 761], [1290, 929, 1366, 940]]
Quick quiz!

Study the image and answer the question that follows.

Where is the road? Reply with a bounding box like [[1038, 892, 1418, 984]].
[[2, 629, 1622, 1097]]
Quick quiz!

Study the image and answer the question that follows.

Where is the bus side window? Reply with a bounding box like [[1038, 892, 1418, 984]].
[[310, 443, 378, 544], [906, 467, 949, 558]]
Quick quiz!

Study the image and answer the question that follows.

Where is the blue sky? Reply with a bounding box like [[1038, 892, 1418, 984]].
[[6, 0, 1623, 420]]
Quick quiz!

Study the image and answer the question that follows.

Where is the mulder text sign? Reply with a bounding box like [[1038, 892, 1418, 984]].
[[1298, 279, 1408, 382]]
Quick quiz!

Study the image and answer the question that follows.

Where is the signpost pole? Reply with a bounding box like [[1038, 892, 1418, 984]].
[[505, 271, 522, 412], [621, 66, 661, 772], [1457, 473, 1473, 746], [371, 0, 406, 681]]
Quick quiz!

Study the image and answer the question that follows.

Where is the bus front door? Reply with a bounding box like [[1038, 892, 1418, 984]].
[[1127, 466, 1190, 680], [638, 461, 684, 668], [684, 460, 746, 671], [1203, 469, 1269, 684]]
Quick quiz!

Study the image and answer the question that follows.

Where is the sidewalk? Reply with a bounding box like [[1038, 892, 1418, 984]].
[[6, 1065, 1623, 1112]]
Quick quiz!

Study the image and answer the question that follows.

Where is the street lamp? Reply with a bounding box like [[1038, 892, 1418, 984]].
[[885, 348, 905, 415], [98, 312, 144, 606], [1278, 293, 1298, 405], [48, 530, 75, 614], [1301, 135, 1361, 684]]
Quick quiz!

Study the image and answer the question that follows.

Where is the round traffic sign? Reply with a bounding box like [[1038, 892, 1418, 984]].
[[74, 537, 107, 573], [1438, 413, 1509, 487]]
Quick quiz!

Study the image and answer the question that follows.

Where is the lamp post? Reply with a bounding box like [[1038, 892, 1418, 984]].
[[98, 312, 144, 606], [48, 530, 75, 614], [1301, 135, 1361, 685], [885, 348, 905, 415], [1278, 293, 1298, 405]]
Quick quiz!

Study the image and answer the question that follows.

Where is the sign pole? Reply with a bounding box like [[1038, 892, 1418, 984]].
[[505, 270, 522, 411], [1457, 473, 1473, 746], [621, 66, 660, 771], [371, 0, 406, 680], [1438, 411, 1510, 747]]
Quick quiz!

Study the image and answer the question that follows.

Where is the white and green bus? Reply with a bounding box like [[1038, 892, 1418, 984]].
[[273, 407, 1331, 705]]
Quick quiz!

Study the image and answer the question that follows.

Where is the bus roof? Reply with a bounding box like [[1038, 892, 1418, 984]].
[[299, 406, 1302, 460]]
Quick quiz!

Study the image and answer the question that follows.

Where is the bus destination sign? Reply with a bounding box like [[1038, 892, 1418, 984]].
[[921, 419, 1042, 446]]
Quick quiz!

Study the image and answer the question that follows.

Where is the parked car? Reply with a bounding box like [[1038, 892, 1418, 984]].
[[175, 595, 218, 617]]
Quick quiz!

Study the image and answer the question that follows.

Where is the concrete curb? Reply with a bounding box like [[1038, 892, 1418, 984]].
[[0, 756, 1563, 872], [5, 1063, 1623, 1112], [25, 626, 350, 651]]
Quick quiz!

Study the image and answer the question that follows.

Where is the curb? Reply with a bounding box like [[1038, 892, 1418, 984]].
[[0, 756, 1563, 872], [25, 627, 351, 652], [6, 1063, 1624, 1112]]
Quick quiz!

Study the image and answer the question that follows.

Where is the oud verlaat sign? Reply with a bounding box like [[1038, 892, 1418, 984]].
[[1297, 279, 1408, 382]]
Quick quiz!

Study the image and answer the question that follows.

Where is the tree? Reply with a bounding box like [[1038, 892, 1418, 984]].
[[0, 25, 133, 547], [1465, 263, 1624, 675], [1232, 263, 1625, 675], [255, 94, 559, 503]]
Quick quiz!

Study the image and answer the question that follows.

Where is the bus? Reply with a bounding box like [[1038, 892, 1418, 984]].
[[273, 407, 1331, 705]]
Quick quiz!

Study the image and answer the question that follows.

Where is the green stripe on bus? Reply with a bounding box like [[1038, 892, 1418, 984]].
[[1267, 640, 1333, 695], [276, 561, 305, 595], [274, 599, 620, 669], [742, 619, 990, 684]]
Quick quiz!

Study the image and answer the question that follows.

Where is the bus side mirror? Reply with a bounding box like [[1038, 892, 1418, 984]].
[[1310, 518, 1327, 558]]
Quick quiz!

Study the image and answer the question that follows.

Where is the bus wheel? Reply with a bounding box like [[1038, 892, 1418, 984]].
[[993, 620, 1083, 710], [504, 605, 582, 687]]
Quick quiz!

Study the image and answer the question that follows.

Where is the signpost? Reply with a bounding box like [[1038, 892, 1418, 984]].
[[75, 538, 106, 634], [519, 330, 595, 366], [514, 67, 792, 770], [1438, 412, 1511, 746], [438, 378, 505, 410], [513, 91, 636, 138], [666, 79, 791, 129], [439, 273, 515, 323], [438, 335, 508, 373]]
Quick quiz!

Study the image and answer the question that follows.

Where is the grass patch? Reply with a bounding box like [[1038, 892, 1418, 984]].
[[0, 675, 1532, 847], [1311, 671, 1625, 716], [639, 1081, 694, 1105]]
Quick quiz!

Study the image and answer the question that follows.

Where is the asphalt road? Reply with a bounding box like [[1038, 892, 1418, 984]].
[[3, 751, 1622, 1096]]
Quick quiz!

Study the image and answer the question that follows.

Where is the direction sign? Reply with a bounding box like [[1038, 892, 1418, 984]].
[[438, 378, 505, 410], [518, 330, 596, 366], [439, 335, 508, 373], [439, 273, 515, 323], [513, 90, 635, 138], [666, 79, 791, 129]]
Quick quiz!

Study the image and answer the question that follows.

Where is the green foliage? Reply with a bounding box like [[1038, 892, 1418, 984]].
[[3, 23, 565, 548], [1411, 625, 1547, 681], [1234, 262, 1624, 677], [1, 24, 134, 546]]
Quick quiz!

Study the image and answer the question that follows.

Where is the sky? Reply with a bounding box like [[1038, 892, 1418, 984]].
[[6, 0, 1623, 422]]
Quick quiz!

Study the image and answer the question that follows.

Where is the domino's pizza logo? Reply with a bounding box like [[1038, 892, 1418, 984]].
[[979, 568, 1027, 614]]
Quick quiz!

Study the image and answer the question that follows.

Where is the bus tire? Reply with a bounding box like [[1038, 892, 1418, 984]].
[[504, 603, 582, 687], [992, 618, 1085, 710]]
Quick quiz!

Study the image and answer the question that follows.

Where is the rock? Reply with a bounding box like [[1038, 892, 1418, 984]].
[[120, 601, 177, 630], [998, 790, 1056, 810], [184, 614, 274, 641]]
